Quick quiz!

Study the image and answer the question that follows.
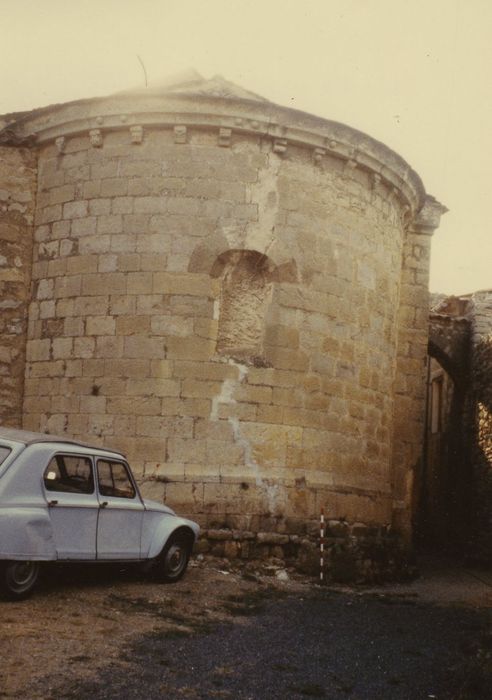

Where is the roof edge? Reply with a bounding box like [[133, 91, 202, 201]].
[[0, 79, 428, 215]]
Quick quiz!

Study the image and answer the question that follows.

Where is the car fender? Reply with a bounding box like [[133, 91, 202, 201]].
[[0, 507, 56, 560], [145, 514, 199, 560]]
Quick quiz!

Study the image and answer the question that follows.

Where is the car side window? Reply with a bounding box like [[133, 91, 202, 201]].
[[97, 460, 136, 499], [44, 455, 94, 494], [0, 446, 11, 465]]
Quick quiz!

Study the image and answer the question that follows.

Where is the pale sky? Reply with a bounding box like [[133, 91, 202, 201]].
[[1, 0, 490, 295]]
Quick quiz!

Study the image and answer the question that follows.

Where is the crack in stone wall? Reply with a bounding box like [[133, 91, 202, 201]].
[[210, 358, 282, 515]]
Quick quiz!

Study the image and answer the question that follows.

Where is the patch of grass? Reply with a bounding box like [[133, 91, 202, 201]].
[[108, 593, 189, 623], [97, 612, 118, 622], [328, 672, 354, 694], [212, 666, 235, 678], [405, 649, 424, 658], [290, 682, 326, 697], [378, 597, 417, 607], [272, 662, 298, 672], [388, 676, 402, 685], [241, 572, 259, 583], [222, 602, 258, 617], [223, 587, 289, 616], [451, 630, 492, 699], [187, 620, 214, 635], [144, 617, 213, 643], [159, 628, 192, 640]]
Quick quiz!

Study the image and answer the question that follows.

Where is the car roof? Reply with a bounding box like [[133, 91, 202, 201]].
[[0, 427, 125, 457]]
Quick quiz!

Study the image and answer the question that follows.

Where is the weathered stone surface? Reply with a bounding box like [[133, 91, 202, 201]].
[[257, 532, 290, 545], [232, 530, 256, 540], [0, 147, 37, 427], [0, 74, 446, 576], [207, 529, 233, 541]]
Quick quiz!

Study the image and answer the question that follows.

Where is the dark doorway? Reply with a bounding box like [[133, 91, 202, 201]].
[[414, 352, 470, 554]]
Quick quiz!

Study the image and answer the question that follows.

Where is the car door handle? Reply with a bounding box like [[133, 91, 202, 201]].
[[48, 500, 58, 507], [100, 501, 108, 508]]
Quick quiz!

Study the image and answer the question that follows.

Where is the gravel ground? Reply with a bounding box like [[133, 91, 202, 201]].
[[2, 557, 491, 700], [45, 587, 489, 700]]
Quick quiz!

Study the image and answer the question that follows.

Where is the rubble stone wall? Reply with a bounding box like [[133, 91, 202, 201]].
[[469, 290, 492, 561], [0, 146, 37, 427]]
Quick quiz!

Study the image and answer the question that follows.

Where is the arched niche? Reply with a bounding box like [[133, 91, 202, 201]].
[[211, 249, 276, 363], [188, 232, 298, 283]]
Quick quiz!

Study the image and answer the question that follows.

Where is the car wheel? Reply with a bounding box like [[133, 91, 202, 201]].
[[1, 560, 40, 599], [153, 532, 192, 583]]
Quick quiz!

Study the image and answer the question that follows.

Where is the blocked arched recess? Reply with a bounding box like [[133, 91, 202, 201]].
[[188, 232, 298, 282], [189, 234, 298, 364]]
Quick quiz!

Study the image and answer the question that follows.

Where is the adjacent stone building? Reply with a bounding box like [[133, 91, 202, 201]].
[[0, 73, 446, 575], [425, 291, 492, 563]]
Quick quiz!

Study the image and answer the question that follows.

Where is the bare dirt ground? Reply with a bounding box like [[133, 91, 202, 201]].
[[0, 557, 305, 699], [1, 555, 491, 699]]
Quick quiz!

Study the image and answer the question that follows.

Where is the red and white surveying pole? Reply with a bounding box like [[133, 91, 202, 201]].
[[320, 506, 325, 583]]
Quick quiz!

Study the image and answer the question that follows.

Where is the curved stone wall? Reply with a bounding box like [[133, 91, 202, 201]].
[[22, 115, 406, 536], [0, 78, 446, 568]]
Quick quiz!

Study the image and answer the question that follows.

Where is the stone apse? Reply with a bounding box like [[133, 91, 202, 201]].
[[0, 74, 446, 576]]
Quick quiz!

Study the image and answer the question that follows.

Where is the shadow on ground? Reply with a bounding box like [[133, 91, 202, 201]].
[[47, 586, 491, 700]]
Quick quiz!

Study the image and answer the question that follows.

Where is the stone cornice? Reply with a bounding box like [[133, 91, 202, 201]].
[[1, 92, 428, 216], [410, 195, 448, 235]]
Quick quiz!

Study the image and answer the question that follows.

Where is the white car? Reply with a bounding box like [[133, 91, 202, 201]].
[[0, 428, 199, 599]]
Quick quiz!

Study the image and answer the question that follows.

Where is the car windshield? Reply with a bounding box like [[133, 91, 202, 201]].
[[0, 445, 11, 466]]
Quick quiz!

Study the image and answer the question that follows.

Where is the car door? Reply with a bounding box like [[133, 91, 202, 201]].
[[43, 453, 99, 559], [95, 458, 144, 559]]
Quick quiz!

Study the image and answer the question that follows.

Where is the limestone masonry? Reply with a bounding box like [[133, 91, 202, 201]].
[[0, 74, 447, 576]]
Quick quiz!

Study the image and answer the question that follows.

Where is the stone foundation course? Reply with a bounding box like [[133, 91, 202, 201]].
[[197, 521, 415, 583]]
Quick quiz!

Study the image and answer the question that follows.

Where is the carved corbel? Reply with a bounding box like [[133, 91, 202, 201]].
[[343, 158, 358, 178], [89, 129, 103, 148], [273, 138, 288, 155], [174, 125, 187, 144], [130, 125, 144, 144], [313, 147, 326, 164], [389, 186, 400, 202], [370, 173, 381, 191], [218, 127, 232, 147], [55, 136, 65, 154]]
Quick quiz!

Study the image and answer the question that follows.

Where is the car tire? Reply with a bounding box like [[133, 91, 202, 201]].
[[0, 560, 40, 600], [153, 531, 193, 583]]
